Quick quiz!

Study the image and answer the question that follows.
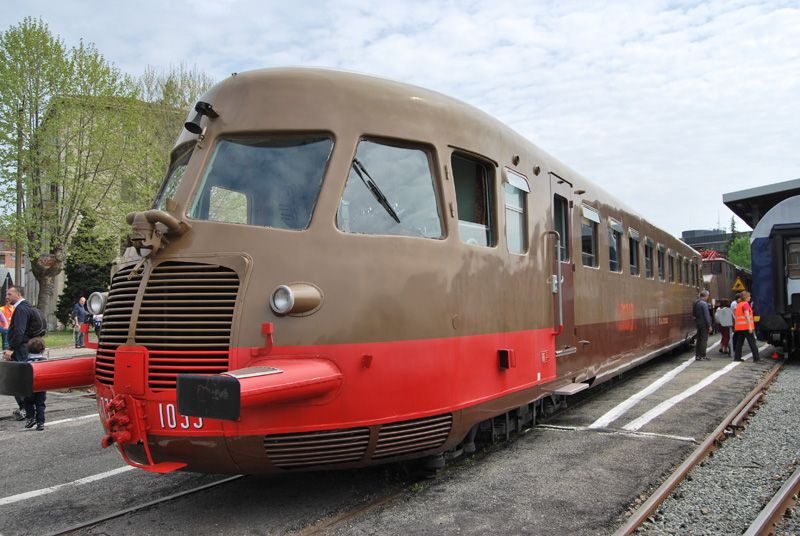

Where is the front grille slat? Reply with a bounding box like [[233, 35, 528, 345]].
[[94, 261, 239, 391]]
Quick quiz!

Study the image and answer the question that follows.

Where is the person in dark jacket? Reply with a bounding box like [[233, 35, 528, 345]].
[[2, 285, 33, 419], [22, 337, 47, 430], [73, 297, 86, 348], [692, 290, 713, 361]]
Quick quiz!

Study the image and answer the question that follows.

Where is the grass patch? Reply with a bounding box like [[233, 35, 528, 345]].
[[42, 329, 98, 349]]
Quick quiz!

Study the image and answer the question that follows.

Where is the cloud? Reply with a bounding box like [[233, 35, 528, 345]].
[[2, 0, 798, 236]]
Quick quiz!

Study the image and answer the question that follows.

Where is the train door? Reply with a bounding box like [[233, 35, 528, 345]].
[[550, 173, 576, 356]]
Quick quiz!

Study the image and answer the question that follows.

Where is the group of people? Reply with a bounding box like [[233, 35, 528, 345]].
[[2, 285, 48, 430], [693, 290, 761, 362]]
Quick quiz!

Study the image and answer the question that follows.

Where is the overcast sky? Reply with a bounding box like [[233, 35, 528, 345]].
[[3, 0, 798, 237]]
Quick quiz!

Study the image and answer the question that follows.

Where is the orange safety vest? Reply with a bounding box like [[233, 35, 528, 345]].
[[0, 305, 13, 329], [734, 301, 754, 331]]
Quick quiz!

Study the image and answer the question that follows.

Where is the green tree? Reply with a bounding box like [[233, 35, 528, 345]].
[[129, 63, 215, 207], [56, 213, 116, 325], [722, 216, 738, 256], [0, 17, 69, 295], [0, 18, 142, 317], [727, 235, 751, 270]]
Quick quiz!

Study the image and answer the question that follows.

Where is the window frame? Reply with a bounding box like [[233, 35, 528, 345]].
[[608, 219, 623, 273], [189, 134, 334, 230], [503, 168, 530, 254], [629, 229, 641, 276], [554, 194, 570, 263], [668, 251, 675, 283], [337, 137, 444, 239], [645, 238, 655, 279], [581, 206, 600, 268], [788, 240, 800, 279], [452, 152, 496, 247], [684, 258, 690, 285]]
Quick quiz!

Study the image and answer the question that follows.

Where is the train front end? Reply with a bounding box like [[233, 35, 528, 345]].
[[19, 67, 558, 474]]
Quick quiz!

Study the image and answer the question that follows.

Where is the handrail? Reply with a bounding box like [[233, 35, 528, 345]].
[[546, 230, 563, 336]]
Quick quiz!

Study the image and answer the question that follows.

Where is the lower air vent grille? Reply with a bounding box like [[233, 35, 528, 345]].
[[373, 413, 453, 460], [264, 427, 370, 470]]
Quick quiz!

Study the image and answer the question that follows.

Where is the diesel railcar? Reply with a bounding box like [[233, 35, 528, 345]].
[[751, 195, 800, 357], [1, 68, 702, 474], [701, 252, 751, 303]]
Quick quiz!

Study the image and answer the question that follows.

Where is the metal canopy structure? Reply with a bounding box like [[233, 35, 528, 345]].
[[723, 178, 800, 229]]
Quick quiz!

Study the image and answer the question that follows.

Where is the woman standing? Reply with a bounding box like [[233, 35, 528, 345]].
[[715, 299, 734, 355]]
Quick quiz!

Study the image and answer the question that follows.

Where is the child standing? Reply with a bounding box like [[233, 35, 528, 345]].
[[23, 337, 47, 431]]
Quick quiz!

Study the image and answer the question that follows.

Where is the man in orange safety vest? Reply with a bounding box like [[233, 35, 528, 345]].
[[0, 296, 14, 350], [733, 291, 761, 362]]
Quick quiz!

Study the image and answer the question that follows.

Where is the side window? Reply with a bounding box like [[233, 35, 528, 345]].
[[788, 240, 800, 279], [554, 195, 570, 262], [657, 245, 666, 281], [338, 140, 442, 238], [677, 255, 683, 284], [645, 239, 654, 279], [629, 230, 640, 276], [668, 252, 675, 283], [504, 169, 529, 254], [684, 259, 689, 285], [155, 148, 193, 211], [453, 154, 494, 247], [581, 206, 599, 267], [608, 220, 622, 272]]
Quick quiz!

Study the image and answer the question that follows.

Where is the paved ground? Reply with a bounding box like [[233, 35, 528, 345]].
[[0, 335, 779, 535]]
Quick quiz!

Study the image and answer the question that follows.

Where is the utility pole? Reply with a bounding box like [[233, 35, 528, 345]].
[[15, 103, 23, 286]]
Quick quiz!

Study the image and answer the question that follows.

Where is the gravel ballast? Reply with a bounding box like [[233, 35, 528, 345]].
[[635, 357, 800, 536]]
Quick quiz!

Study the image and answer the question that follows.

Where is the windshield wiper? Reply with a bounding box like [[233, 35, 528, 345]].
[[351, 158, 400, 223]]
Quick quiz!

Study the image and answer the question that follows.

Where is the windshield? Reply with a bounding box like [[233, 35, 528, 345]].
[[189, 136, 333, 229], [154, 148, 193, 211]]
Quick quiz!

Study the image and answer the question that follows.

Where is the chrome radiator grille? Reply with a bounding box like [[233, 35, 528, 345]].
[[95, 264, 141, 386], [95, 261, 239, 391]]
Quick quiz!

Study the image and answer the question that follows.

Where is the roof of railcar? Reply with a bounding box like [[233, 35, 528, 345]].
[[174, 67, 693, 253]]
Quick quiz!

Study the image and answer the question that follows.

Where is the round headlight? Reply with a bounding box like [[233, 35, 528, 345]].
[[270, 285, 295, 314], [269, 283, 323, 315], [86, 291, 108, 315]]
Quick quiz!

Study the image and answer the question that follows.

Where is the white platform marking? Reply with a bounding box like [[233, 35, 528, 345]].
[[0, 466, 135, 506], [623, 360, 742, 431]]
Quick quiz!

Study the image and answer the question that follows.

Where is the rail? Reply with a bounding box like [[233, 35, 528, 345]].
[[743, 463, 800, 536]]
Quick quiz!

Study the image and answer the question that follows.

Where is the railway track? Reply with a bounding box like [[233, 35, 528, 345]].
[[614, 356, 799, 536], [45, 475, 245, 536]]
